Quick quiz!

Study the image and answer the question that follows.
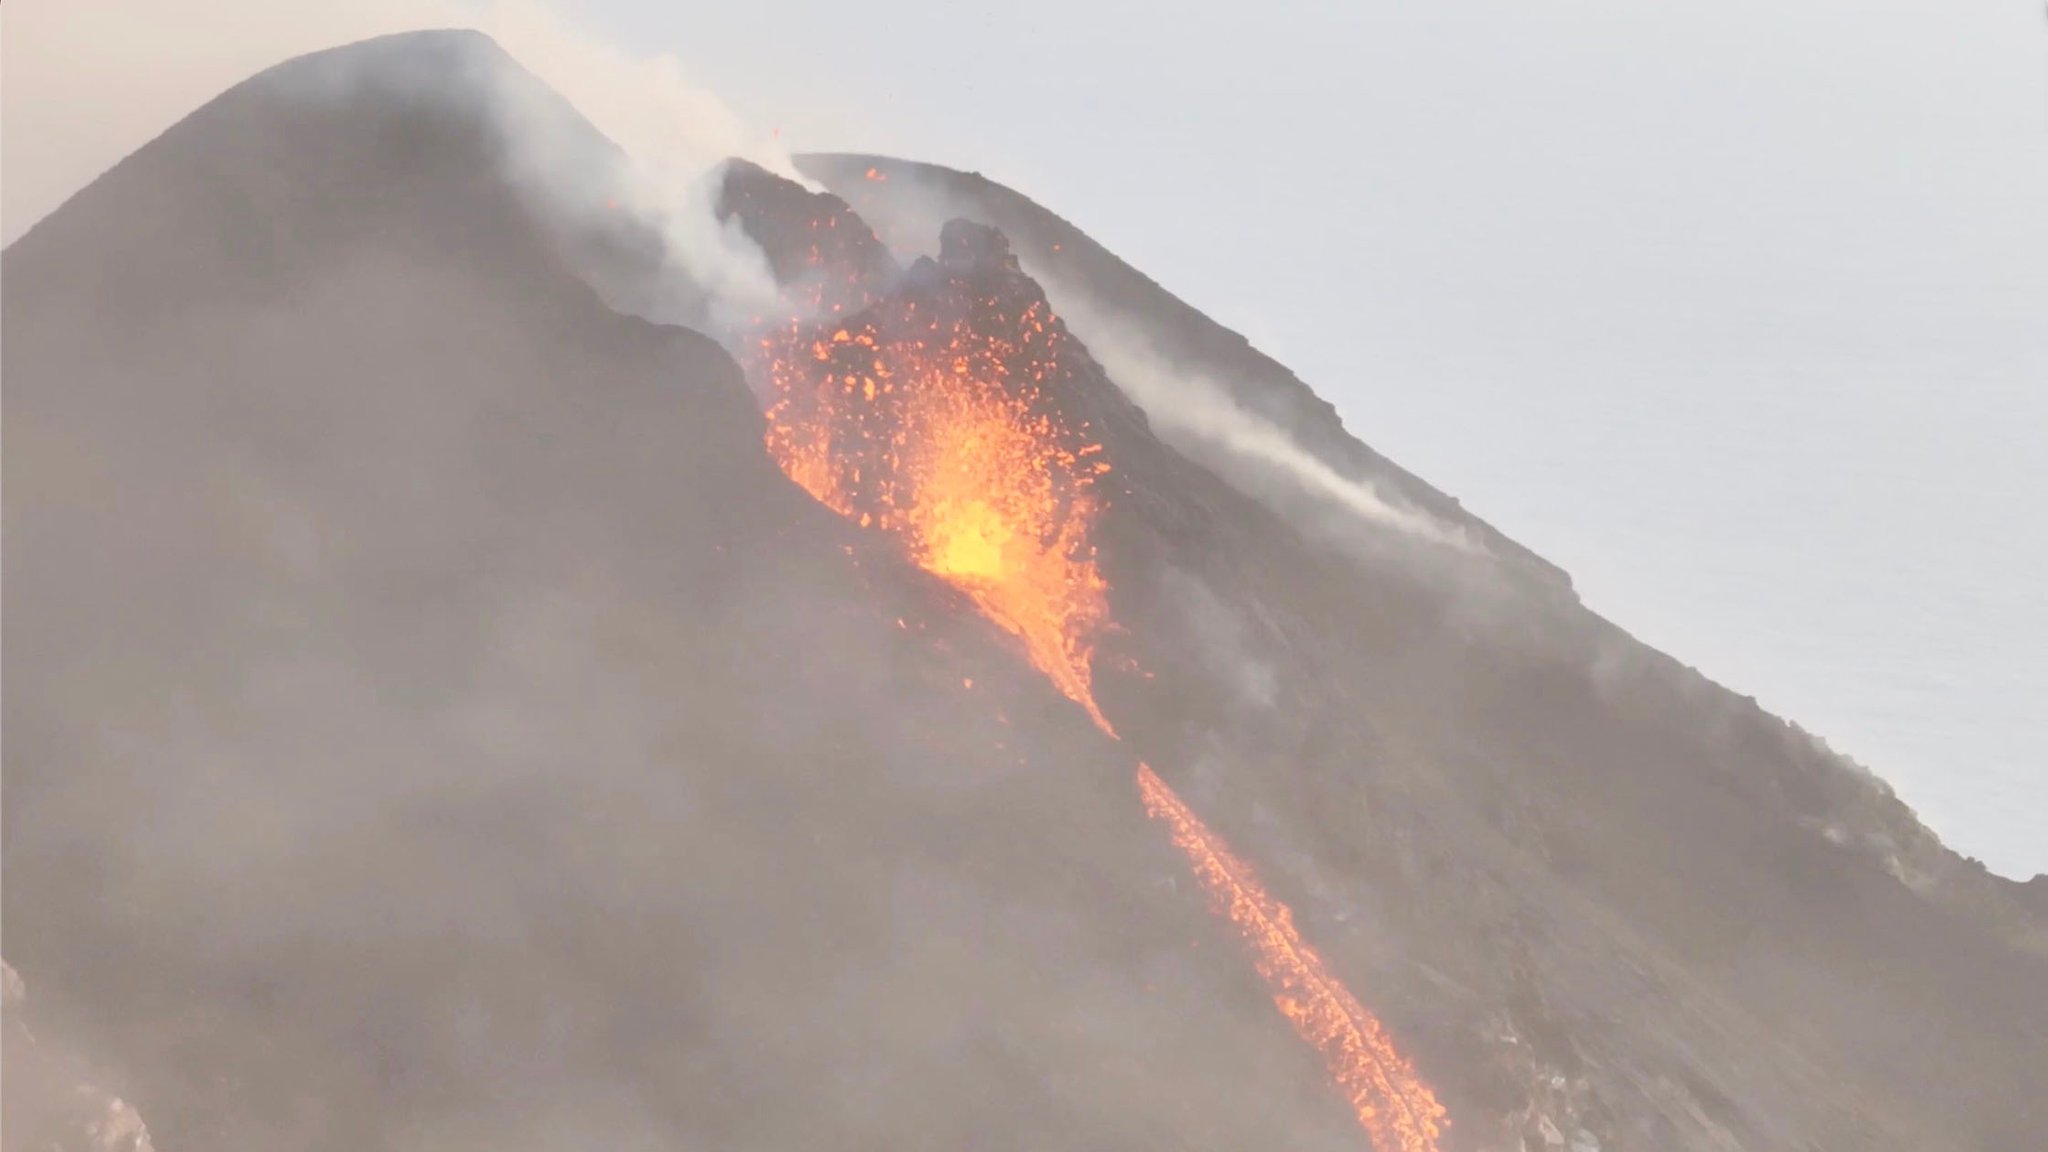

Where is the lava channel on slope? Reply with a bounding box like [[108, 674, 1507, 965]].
[[742, 211, 1446, 1152]]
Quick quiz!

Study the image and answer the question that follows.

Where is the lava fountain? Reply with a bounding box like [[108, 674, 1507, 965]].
[[748, 217, 1445, 1152]]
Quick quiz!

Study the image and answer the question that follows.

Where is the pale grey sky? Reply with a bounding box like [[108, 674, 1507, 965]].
[[7, 1, 2045, 874], [585, 0, 2048, 878]]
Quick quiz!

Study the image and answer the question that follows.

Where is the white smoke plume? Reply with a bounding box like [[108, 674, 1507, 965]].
[[474, 1, 794, 321], [784, 164, 1481, 555], [1051, 288, 1479, 553], [3, 0, 793, 320]]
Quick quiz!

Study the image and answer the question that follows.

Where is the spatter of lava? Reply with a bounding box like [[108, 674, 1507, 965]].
[[756, 248, 1113, 728], [745, 210, 1445, 1152]]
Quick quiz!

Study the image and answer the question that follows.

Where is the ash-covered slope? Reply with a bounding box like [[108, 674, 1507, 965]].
[[8, 27, 2043, 1152], [5, 32, 1399, 1152], [726, 163, 2048, 1149]]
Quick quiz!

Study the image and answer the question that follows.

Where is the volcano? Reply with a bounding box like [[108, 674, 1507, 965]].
[[5, 30, 2043, 1152]]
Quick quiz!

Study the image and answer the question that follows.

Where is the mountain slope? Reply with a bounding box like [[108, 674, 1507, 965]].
[[761, 155, 2048, 1150], [5, 29, 2043, 1152], [4, 32, 1387, 1152], [796, 153, 1572, 590]]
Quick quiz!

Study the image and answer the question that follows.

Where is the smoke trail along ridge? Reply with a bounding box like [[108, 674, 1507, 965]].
[[750, 225, 1447, 1150]]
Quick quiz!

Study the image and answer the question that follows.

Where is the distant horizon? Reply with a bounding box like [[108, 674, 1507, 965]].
[[6, 0, 2043, 878]]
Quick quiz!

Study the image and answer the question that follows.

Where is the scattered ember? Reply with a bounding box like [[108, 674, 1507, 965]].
[[741, 202, 1445, 1151]]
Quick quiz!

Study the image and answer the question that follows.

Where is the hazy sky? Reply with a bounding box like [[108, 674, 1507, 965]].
[[6, 1, 2045, 875], [568, 0, 2048, 879]]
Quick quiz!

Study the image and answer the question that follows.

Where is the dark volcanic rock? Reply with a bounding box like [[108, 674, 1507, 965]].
[[740, 160, 2048, 1150], [799, 152, 1575, 591], [715, 157, 898, 314], [7, 28, 2044, 1152], [938, 218, 1021, 273], [4, 31, 1383, 1152]]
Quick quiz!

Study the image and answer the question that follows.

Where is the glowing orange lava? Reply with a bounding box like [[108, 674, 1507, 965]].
[[759, 287, 1113, 730], [751, 226, 1442, 1151], [1137, 764, 1447, 1150]]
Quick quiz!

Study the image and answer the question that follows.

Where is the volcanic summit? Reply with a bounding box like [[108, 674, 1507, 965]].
[[4, 29, 2042, 1152]]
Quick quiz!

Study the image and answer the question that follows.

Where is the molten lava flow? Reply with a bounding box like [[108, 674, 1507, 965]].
[[1137, 764, 1447, 1150], [751, 226, 1442, 1150]]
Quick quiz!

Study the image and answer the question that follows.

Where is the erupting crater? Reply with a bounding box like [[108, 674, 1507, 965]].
[[743, 208, 1445, 1152], [755, 222, 1114, 727]]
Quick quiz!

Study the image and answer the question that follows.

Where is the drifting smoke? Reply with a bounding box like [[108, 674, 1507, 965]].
[[783, 165, 1478, 557], [1050, 291, 1479, 554], [473, 2, 793, 323], [4, 1, 788, 320], [7, 154, 1332, 1149], [1, 961, 158, 1152], [748, 222, 1450, 1150], [10, 10, 1446, 1149]]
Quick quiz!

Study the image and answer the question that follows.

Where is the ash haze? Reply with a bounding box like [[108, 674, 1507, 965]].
[[5, 0, 2044, 902]]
